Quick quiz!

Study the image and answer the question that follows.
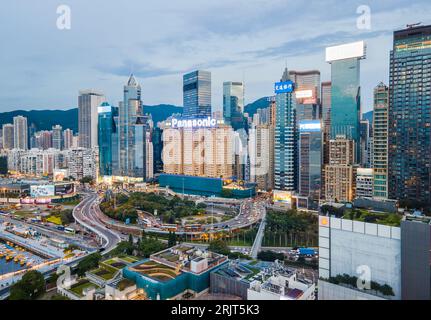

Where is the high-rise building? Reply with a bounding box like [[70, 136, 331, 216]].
[[29, 123, 37, 149], [52, 125, 63, 150], [249, 122, 272, 191], [98, 102, 116, 177], [118, 75, 142, 178], [13, 116, 28, 150], [2, 124, 14, 150], [274, 68, 297, 192], [373, 83, 389, 199], [223, 81, 246, 130], [289, 70, 321, 123], [34, 131, 53, 150], [356, 168, 374, 198], [152, 127, 164, 174], [388, 25, 431, 206], [183, 70, 211, 118], [360, 119, 371, 167], [324, 136, 356, 202], [162, 121, 234, 179], [326, 41, 366, 162], [321, 81, 332, 199], [63, 129, 74, 150], [78, 89, 105, 149], [298, 120, 322, 209]]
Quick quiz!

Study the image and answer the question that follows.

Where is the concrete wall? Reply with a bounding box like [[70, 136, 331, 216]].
[[318, 280, 386, 300]]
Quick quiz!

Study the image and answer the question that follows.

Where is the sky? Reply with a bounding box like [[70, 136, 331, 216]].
[[1, 0, 431, 114]]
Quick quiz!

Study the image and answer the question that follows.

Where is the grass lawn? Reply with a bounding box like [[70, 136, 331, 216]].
[[91, 267, 117, 280], [70, 280, 99, 297], [120, 256, 139, 263]]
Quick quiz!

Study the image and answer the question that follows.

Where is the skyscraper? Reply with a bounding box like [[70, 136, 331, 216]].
[[274, 68, 297, 191], [388, 25, 431, 206], [2, 124, 14, 150], [298, 120, 322, 209], [324, 135, 356, 202], [321, 81, 332, 198], [183, 70, 211, 118], [118, 75, 142, 177], [373, 82, 389, 199], [52, 125, 63, 150], [98, 102, 116, 176], [63, 129, 74, 150], [78, 90, 105, 149], [13, 115, 28, 150], [223, 81, 246, 130], [326, 41, 366, 162]]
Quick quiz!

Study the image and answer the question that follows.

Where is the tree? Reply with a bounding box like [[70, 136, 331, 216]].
[[141, 229, 147, 240], [138, 238, 166, 258], [208, 239, 230, 256], [80, 176, 94, 185], [110, 241, 134, 256], [168, 231, 177, 247], [128, 234, 134, 245], [9, 270, 46, 300], [257, 250, 284, 262], [76, 252, 102, 276]]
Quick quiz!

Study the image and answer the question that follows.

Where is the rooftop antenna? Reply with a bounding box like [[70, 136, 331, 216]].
[[406, 22, 422, 28]]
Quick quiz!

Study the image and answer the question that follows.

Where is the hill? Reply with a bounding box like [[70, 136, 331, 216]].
[[0, 105, 183, 132]]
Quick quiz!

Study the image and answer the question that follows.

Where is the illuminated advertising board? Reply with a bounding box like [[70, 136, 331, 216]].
[[168, 117, 222, 129], [295, 88, 317, 104], [326, 41, 366, 62], [299, 120, 321, 132], [30, 185, 55, 198], [53, 169, 68, 182], [274, 81, 295, 94], [55, 183, 74, 196], [273, 190, 293, 204]]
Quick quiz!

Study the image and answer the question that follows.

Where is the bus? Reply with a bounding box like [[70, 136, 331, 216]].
[[160, 224, 178, 232], [64, 227, 76, 234], [184, 224, 202, 232]]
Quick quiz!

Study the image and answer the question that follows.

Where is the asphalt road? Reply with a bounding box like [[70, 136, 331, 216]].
[[72, 193, 121, 253]]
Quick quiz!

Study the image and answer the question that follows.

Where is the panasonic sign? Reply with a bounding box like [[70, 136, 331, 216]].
[[170, 117, 218, 129]]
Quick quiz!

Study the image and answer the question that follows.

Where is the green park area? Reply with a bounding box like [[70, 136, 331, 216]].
[[342, 208, 402, 227], [99, 192, 207, 224]]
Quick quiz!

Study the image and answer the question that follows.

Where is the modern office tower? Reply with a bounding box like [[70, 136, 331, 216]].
[[324, 136, 356, 202], [13, 116, 28, 150], [373, 83, 389, 199], [401, 215, 431, 300], [388, 25, 431, 206], [2, 124, 14, 150], [297, 120, 322, 209], [183, 70, 211, 118], [274, 68, 298, 192], [356, 168, 374, 198], [162, 122, 234, 179], [223, 81, 246, 130], [52, 125, 63, 150], [63, 129, 74, 150], [98, 102, 116, 177], [118, 74, 142, 178], [132, 115, 153, 181], [360, 120, 371, 167], [318, 215, 402, 300], [321, 81, 332, 198], [152, 127, 164, 174], [78, 89, 105, 149], [326, 41, 366, 162], [249, 122, 272, 190], [290, 70, 321, 123]]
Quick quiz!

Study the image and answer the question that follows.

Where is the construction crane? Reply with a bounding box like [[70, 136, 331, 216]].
[[406, 22, 422, 29]]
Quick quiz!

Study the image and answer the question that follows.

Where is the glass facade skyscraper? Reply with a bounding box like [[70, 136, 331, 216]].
[[183, 70, 211, 118], [118, 74, 142, 177], [223, 81, 246, 130], [274, 68, 297, 191], [388, 25, 431, 205], [98, 102, 116, 176], [326, 41, 365, 163]]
